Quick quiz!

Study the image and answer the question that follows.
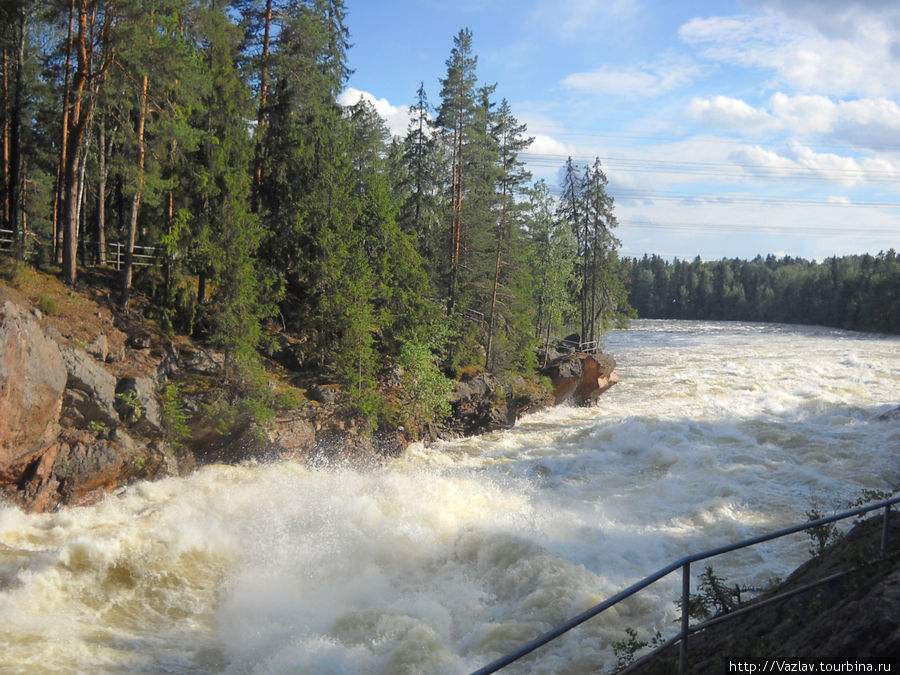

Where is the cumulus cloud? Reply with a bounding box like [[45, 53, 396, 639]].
[[729, 140, 900, 186], [686, 91, 900, 152], [687, 95, 775, 131], [529, 134, 574, 157], [338, 87, 412, 138], [679, 7, 900, 97]]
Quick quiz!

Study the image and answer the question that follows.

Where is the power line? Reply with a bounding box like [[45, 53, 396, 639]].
[[521, 152, 900, 184], [543, 184, 900, 209]]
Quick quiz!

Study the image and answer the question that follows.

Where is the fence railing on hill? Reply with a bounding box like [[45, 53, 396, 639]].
[[471, 495, 900, 675], [0, 228, 162, 269]]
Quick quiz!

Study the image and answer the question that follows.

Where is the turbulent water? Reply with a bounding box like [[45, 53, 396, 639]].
[[1, 320, 898, 674]]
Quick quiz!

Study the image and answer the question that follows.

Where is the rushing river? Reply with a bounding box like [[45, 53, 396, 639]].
[[1, 320, 898, 674]]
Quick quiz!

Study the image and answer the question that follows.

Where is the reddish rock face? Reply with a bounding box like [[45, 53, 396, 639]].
[[574, 356, 620, 404], [546, 351, 618, 406], [0, 301, 67, 479]]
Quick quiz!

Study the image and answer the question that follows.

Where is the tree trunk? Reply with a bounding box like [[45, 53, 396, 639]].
[[252, 0, 272, 213], [2, 46, 9, 231], [54, 0, 75, 265], [485, 184, 507, 371], [63, 1, 113, 286], [95, 119, 107, 264], [75, 138, 89, 266], [6, 12, 27, 258], [121, 74, 148, 309]]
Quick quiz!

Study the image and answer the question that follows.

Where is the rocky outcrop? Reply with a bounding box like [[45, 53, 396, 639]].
[[440, 372, 557, 438], [0, 301, 67, 478], [0, 281, 621, 511], [542, 351, 619, 405], [0, 296, 191, 511]]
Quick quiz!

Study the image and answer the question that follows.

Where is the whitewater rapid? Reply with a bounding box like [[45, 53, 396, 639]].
[[1, 320, 898, 674]]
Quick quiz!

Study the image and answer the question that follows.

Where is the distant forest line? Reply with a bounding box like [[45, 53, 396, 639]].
[[624, 251, 900, 334]]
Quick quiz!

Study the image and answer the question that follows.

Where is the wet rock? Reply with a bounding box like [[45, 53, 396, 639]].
[[443, 373, 514, 437], [876, 406, 900, 422], [53, 433, 124, 496], [0, 301, 67, 477]]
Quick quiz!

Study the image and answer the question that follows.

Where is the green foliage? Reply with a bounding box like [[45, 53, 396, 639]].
[[87, 420, 107, 433], [677, 565, 755, 622], [805, 488, 896, 556], [396, 337, 455, 437], [115, 390, 145, 425], [610, 627, 663, 672], [35, 293, 58, 315], [161, 383, 189, 446]]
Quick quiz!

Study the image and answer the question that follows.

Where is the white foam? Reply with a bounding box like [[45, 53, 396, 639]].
[[1, 320, 898, 672]]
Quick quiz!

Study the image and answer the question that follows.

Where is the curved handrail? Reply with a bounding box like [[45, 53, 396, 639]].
[[471, 495, 900, 675]]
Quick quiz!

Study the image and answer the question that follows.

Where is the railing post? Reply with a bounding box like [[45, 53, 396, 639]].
[[680, 561, 690, 675], [882, 503, 891, 556]]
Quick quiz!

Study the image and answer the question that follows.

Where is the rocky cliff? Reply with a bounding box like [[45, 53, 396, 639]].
[[0, 272, 619, 513]]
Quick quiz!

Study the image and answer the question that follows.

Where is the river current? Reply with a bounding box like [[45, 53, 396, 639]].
[[1, 320, 898, 674]]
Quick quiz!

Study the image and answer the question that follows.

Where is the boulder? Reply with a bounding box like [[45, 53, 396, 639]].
[[0, 301, 67, 476], [543, 351, 618, 406]]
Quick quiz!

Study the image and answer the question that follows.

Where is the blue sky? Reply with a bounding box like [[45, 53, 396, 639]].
[[338, 0, 900, 261]]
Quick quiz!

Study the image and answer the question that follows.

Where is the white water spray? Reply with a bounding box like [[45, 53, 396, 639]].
[[1, 321, 898, 673]]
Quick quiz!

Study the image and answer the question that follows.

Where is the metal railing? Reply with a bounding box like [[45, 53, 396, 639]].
[[556, 338, 599, 353], [471, 495, 899, 675], [1, 228, 161, 269]]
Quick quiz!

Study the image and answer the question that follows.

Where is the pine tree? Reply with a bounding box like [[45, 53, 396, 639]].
[[435, 27, 477, 311], [59, 0, 116, 286]]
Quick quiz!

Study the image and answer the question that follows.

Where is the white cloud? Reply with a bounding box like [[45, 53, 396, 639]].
[[679, 9, 900, 97], [338, 87, 412, 138], [687, 95, 775, 131], [684, 91, 900, 152], [529, 134, 573, 157], [562, 57, 699, 98], [768, 92, 836, 133], [729, 140, 900, 186]]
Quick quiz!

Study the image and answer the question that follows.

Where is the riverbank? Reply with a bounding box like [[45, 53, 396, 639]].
[[626, 514, 900, 672], [0, 262, 618, 513]]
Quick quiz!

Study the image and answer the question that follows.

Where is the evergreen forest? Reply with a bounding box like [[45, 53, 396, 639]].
[[625, 253, 900, 334], [0, 1, 630, 430]]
